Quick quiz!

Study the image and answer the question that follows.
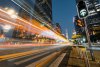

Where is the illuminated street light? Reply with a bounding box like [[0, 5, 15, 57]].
[[83, 37, 86, 42], [2, 25, 12, 32], [4, 7, 9, 10], [6, 8, 18, 19]]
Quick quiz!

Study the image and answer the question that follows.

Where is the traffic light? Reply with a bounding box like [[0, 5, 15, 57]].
[[76, 19, 85, 27], [76, 1, 89, 19], [74, 16, 85, 27]]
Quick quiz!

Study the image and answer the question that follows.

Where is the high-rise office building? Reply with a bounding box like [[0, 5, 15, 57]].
[[34, 0, 52, 24], [65, 30, 69, 39], [85, 0, 100, 14], [2, 0, 53, 40], [55, 23, 62, 34], [12, 0, 52, 25]]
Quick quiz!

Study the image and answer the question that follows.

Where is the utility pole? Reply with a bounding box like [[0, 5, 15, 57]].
[[76, 0, 95, 61], [84, 17, 95, 61]]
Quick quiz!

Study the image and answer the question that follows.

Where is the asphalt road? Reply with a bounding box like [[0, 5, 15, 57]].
[[0, 45, 68, 67]]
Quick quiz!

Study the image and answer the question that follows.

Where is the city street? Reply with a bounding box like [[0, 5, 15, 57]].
[[0, 0, 100, 67], [0, 44, 69, 67]]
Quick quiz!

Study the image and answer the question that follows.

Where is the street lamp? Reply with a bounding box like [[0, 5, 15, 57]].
[[6, 8, 18, 19], [2, 25, 12, 32]]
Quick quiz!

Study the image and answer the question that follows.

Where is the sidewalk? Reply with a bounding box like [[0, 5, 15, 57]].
[[87, 51, 100, 67], [67, 47, 85, 67], [67, 47, 100, 67]]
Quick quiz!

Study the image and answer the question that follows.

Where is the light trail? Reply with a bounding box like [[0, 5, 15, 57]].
[[0, 8, 42, 34], [0, 17, 21, 27], [0, 8, 68, 42]]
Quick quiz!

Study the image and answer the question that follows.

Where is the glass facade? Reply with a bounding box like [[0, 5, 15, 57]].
[[0, 0, 56, 44]]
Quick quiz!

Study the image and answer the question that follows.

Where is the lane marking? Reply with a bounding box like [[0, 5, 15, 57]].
[[36, 52, 61, 67], [0, 49, 46, 61], [49, 53, 66, 67]]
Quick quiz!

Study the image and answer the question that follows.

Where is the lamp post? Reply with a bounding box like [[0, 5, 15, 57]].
[[84, 17, 95, 61]]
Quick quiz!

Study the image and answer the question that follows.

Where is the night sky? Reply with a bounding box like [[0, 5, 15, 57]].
[[52, 0, 77, 38]]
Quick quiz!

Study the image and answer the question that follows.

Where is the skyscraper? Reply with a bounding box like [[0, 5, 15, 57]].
[[85, 0, 100, 15], [55, 23, 62, 34], [34, 0, 52, 24], [65, 30, 69, 39]]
